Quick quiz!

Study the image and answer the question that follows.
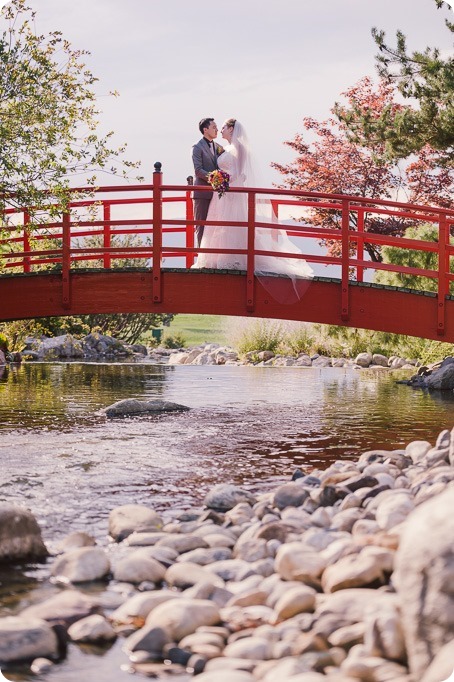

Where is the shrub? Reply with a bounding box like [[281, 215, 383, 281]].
[[162, 332, 187, 349]]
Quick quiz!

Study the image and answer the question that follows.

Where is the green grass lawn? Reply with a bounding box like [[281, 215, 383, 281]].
[[163, 314, 231, 346]]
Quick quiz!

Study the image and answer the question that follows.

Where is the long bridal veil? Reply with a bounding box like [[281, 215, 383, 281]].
[[229, 121, 314, 303]]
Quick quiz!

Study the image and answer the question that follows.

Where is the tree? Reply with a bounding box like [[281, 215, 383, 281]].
[[374, 222, 454, 293], [273, 77, 453, 263], [335, 0, 454, 165], [0, 0, 141, 221]]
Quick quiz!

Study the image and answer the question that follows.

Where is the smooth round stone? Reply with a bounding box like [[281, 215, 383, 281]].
[[156, 534, 208, 553], [109, 505, 163, 542], [204, 484, 257, 512], [30, 658, 55, 674], [165, 562, 224, 589], [273, 483, 309, 510], [273, 585, 316, 621], [176, 547, 232, 565], [113, 553, 166, 584], [51, 547, 110, 583], [110, 590, 180, 624], [68, 614, 117, 642], [375, 493, 415, 530], [275, 542, 327, 582], [56, 532, 96, 553], [195, 671, 255, 682], [223, 635, 271, 660], [145, 598, 220, 641], [226, 589, 268, 608], [20, 590, 98, 626]]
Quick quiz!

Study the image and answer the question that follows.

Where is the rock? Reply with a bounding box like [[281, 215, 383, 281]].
[[372, 354, 389, 367], [363, 602, 406, 662], [0, 503, 48, 562], [341, 653, 408, 680], [113, 551, 166, 584], [165, 562, 224, 589], [273, 585, 316, 621], [30, 657, 55, 674], [51, 547, 110, 583], [156, 534, 208, 553], [37, 334, 84, 360], [426, 363, 454, 390], [223, 636, 271, 660], [144, 598, 220, 641], [177, 546, 232, 565], [273, 483, 309, 510], [0, 617, 59, 664], [103, 399, 189, 418], [67, 614, 117, 643], [195, 671, 255, 682], [421, 639, 454, 682], [393, 486, 454, 678], [110, 590, 181, 624], [204, 484, 257, 512], [355, 352, 373, 367], [20, 591, 99, 626], [55, 532, 96, 553], [275, 542, 327, 583], [321, 546, 392, 593], [109, 504, 163, 541], [375, 492, 415, 530], [124, 625, 170, 655]]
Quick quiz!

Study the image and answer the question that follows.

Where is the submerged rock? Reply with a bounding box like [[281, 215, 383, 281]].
[[103, 399, 190, 418]]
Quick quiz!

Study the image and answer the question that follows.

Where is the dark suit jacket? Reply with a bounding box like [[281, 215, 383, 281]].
[[192, 138, 223, 200]]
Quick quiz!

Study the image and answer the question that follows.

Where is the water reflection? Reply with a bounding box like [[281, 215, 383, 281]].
[[0, 363, 454, 545]]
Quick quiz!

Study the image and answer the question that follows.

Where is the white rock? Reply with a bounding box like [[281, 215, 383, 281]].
[[375, 493, 415, 530], [223, 636, 271, 660], [109, 590, 181, 624], [113, 551, 166, 584], [165, 562, 224, 588], [51, 546, 110, 583], [109, 504, 162, 541], [275, 542, 327, 582], [67, 614, 116, 642], [195, 671, 255, 682], [273, 585, 316, 621], [145, 598, 220, 641]]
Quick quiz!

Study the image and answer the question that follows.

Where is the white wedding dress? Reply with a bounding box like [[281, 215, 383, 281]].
[[192, 122, 314, 280]]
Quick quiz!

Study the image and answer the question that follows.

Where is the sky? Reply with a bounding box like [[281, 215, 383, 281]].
[[3, 0, 452, 190]]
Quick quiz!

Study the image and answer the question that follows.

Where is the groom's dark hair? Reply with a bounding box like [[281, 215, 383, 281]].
[[199, 117, 214, 134]]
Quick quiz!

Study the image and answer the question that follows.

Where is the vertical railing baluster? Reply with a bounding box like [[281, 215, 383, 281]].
[[185, 175, 194, 268], [23, 211, 30, 273], [356, 208, 364, 283], [152, 162, 163, 303], [437, 213, 448, 336], [341, 199, 350, 321], [103, 203, 111, 269], [62, 211, 71, 309], [246, 191, 255, 313]]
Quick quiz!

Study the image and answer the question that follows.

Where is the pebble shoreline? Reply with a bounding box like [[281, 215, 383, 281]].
[[1, 428, 453, 681]]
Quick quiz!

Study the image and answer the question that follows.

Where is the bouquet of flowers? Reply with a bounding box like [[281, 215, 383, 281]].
[[207, 169, 230, 199]]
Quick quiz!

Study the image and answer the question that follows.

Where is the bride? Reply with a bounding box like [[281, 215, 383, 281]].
[[191, 118, 314, 279]]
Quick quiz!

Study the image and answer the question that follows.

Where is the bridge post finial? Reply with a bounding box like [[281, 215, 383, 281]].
[[186, 175, 194, 185], [154, 161, 162, 173]]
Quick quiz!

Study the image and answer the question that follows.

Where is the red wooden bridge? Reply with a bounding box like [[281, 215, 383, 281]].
[[1, 163, 454, 341]]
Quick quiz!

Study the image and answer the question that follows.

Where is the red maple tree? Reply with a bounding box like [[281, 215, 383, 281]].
[[273, 77, 453, 262]]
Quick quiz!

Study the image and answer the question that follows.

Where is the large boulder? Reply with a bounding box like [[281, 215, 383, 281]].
[[37, 334, 84, 360], [51, 547, 110, 583], [0, 504, 48, 562], [203, 484, 256, 512], [393, 486, 454, 677], [0, 616, 59, 664], [103, 399, 190, 418], [426, 363, 454, 391]]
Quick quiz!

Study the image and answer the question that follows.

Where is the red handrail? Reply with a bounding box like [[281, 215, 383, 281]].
[[1, 164, 454, 336]]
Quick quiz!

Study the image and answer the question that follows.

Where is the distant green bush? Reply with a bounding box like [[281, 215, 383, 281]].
[[162, 332, 187, 349]]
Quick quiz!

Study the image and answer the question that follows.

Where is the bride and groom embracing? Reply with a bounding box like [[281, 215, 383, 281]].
[[191, 117, 314, 279]]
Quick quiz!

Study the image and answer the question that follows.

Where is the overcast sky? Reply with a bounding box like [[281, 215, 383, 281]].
[[3, 0, 454, 188]]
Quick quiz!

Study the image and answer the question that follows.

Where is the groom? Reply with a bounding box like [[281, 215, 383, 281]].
[[192, 117, 223, 247]]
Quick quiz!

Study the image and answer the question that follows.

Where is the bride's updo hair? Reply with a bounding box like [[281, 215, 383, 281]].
[[225, 118, 236, 128]]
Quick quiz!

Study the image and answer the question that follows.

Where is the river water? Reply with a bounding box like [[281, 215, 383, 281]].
[[1, 361, 454, 681]]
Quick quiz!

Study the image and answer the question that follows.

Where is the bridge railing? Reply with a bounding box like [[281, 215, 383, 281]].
[[1, 162, 454, 332]]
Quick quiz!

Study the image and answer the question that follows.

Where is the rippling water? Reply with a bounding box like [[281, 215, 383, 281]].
[[1, 361, 454, 681], [1, 361, 454, 545]]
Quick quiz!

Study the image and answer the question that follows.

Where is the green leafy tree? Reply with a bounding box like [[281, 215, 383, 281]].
[[0, 0, 141, 222], [335, 0, 454, 164], [374, 222, 454, 292]]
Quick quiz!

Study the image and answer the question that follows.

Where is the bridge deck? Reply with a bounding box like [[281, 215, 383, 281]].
[[1, 268, 452, 342]]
